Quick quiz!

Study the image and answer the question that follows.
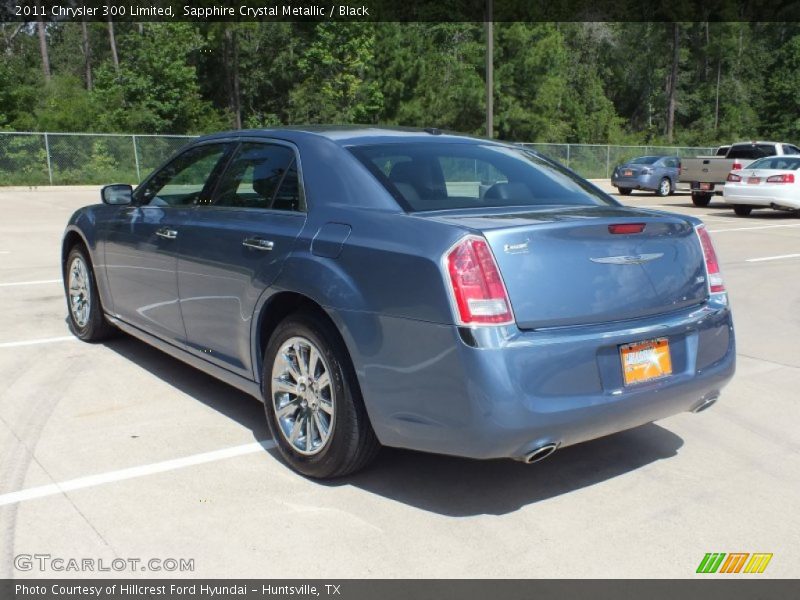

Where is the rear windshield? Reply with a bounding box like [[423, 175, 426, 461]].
[[628, 156, 660, 164], [349, 143, 616, 212], [727, 144, 777, 159], [748, 156, 800, 170]]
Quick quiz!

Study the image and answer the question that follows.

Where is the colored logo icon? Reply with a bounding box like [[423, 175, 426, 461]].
[[696, 553, 773, 574]]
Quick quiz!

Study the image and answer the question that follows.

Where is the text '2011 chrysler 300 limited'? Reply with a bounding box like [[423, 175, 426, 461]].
[[62, 127, 735, 478]]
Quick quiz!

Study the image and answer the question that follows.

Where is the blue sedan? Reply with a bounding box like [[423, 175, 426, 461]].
[[612, 155, 681, 196], [62, 128, 734, 478]]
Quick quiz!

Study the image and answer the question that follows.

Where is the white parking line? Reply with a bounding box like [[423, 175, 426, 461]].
[[0, 440, 276, 507], [0, 278, 61, 287], [746, 253, 800, 263], [0, 336, 76, 349], [709, 223, 800, 233]]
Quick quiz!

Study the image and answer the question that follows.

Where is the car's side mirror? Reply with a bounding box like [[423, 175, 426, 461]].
[[101, 184, 133, 205]]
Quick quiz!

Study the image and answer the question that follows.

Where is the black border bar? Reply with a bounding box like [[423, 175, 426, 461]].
[[4, 580, 800, 600], [5, 0, 800, 22]]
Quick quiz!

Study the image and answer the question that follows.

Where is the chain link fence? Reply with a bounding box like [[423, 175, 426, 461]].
[[520, 143, 716, 179], [0, 132, 716, 186], [0, 132, 195, 186]]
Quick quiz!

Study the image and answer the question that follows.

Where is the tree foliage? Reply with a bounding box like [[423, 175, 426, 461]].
[[2, 21, 800, 145]]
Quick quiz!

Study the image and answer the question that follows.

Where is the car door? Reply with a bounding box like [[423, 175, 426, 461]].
[[103, 142, 233, 342], [176, 140, 307, 378]]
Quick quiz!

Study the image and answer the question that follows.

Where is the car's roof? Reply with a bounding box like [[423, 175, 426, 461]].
[[730, 141, 782, 146], [197, 126, 506, 147]]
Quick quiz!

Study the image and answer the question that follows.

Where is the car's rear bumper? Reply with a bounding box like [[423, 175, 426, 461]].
[[341, 296, 735, 461], [611, 174, 660, 190], [723, 184, 800, 209]]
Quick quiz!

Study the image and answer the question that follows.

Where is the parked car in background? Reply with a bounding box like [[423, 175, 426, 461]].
[[611, 156, 680, 197], [723, 155, 800, 216], [62, 127, 735, 479], [679, 141, 800, 207]]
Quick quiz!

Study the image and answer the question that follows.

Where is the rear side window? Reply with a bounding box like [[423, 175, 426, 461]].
[[727, 144, 777, 159], [212, 143, 303, 211], [661, 157, 679, 168], [349, 142, 616, 212], [782, 144, 800, 155]]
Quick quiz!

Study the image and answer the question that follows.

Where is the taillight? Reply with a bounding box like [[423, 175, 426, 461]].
[[726, 172, 742, 182], [766, 173, 795, 183], [731, 161, 743, 170], [445, 236, 513, 325], [695, 225, 725, 294], [608, 223, 646, 234]]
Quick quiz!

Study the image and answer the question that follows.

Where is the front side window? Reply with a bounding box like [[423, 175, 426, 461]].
[[212, 143, 302, 211], [135, 144, 230, 207], [350, 142, 616, 212]]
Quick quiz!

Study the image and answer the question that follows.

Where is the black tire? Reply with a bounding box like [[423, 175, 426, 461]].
[[691, 192, 712, 207], [64, 245, 115, 342], [655, 177, 672, 197], [263, 310, 380, 479], [617, 187, 632, 196], [733, 204, 753, 217]]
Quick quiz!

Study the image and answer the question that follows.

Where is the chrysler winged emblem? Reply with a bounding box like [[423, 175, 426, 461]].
[[590, 253, 664, 265]]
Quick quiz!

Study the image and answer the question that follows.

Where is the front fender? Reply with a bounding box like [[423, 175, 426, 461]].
[[62, 205, 113, 314]]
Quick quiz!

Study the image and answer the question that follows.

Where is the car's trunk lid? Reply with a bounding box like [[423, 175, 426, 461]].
[[426, 206, 708, 329]]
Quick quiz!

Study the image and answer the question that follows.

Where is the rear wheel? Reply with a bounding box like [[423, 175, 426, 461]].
[[65, 246, 115, 342], [617, 187, 632, 196], [733, 204, 753, 217], [656, 177, 672, 197], [263, 310, 380, 478], [691, 192, 712, 207]]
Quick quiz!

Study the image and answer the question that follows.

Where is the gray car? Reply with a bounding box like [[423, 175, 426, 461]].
[[612, 155, 680, 196], [61, 128, 734, 478]]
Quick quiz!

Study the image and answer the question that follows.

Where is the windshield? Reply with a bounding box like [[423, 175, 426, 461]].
[[748, 156, 800, 170], [349, 142, 616, 212], [628, 156, 661, 165]]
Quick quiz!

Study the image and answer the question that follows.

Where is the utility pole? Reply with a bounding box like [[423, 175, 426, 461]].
[[485, 0, 493, 138]]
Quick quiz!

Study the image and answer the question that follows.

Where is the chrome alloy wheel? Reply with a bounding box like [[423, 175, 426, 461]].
[[271, 336, 335, 455], [68, 255, 91, 328], [659, 178, 671, 196]]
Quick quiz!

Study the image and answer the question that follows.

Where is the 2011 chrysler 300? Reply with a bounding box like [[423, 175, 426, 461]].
[[61, 127, 735, 478]]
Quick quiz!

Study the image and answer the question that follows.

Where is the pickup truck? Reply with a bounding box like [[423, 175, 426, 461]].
[[679, 141, 800, 206]]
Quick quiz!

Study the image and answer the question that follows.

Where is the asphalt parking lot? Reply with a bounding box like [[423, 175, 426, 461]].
[[1, 183, 798, 579]]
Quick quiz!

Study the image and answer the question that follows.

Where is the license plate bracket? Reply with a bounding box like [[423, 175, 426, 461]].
[[620, 337, 673, 386]]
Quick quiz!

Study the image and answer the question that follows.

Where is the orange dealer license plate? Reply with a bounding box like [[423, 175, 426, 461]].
[[620, 337, 673, 386]]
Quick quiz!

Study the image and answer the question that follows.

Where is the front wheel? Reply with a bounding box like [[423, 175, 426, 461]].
[[733, 204, 753, 217], [263, 310, 380, 478], [691, 192, 712, 207], [656, 177, 673, 197], [65, 246, 115, 341]]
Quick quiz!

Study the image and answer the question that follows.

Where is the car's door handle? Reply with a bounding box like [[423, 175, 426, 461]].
[[242, 237, 274, 251], [155, 228, 178, 240]]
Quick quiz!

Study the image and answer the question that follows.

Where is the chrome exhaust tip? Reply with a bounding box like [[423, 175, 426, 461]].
[[522, 443, 559, 464], [692, 395, 719, 413]]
